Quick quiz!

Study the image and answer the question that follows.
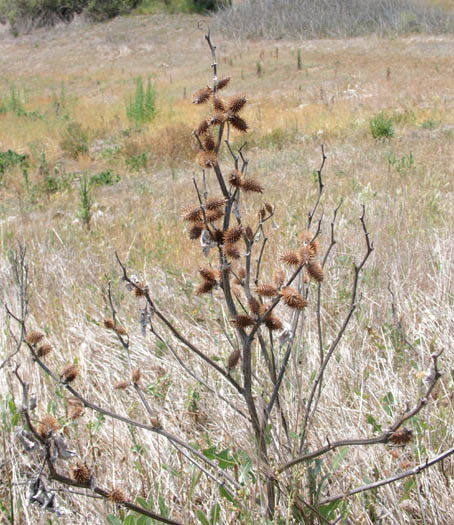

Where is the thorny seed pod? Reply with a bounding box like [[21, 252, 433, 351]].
[[242, 178, 263, 193], [212, 96, 226, 112], [389, 428, 413, 446], [258, 207, 266, 221], [199, 267, 217, 283], [248, 296, 261, 315], [69, 460, 91, 484], [206, 208, 224, 223], [217, 76, 231, 90], [104, 318, 115, 330], [256, 284, 278, 297], [131, 368, 141, 384], [107, 488, 126, 503], [307, 261, 324, 282], [231, 286, 242, 299], [196, 150, 217, 168], [210, 111, 227, 126], [195, 280, 216, 295], [298, 231, 312, 244], [224, 225, 243, 244], [192, 86, 212, 104], [203, 133, 216, 151], [151, 416, 162, 429], [114, 325, 128, 336], [133, 282, 146, 297], [233, 267, 246, 285], [196, 119, 209, 135], [189, 223, 204, 240], [37, 343, 52, 358], [227, 348, 241, 370], [228, 170, 243, 188], [228, 114, 248, 132], [259, 303, 270, 316], [67, 402, 84, 419], [26, 330, 45, 346], [37, 415, 59, 438], [264, 202, 274, 214], [231, 314, 254, 328], [215, 266, 230, 281], [182, 207, 202, 222], [227, 95, 247, 114], [114, 381, 130, 390], [273, 269, 285, 288], [245, 226, 254, 240], [265, 316, 283, 331], [309, 239, 319, 256], [210, 228, 225, 245], [298, 245, 314, 265], [205, 197, 226, 211], [60, 364, 79, 384], [280, 251, 300, 267], [280, 287, 308, 310], [223, 244, 241, 260]]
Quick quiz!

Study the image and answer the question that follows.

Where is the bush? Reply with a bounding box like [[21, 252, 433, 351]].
[[0, 0, 139, 32], [370, 111, 395, 140]]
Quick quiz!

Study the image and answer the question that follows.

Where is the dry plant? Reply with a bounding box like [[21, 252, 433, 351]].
[[2, 32, 453, 524]]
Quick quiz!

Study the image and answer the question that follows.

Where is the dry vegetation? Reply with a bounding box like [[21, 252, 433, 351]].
[[1, 9, 454, 525]]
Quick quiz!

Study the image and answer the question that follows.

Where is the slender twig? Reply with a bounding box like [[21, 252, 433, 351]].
[[115, 253, 243, 395], [307, 145, 327, 229], [150, 325, 250, 421], [6, 303, 242, 492], [13, 364, 183, 525], [313, 201, 343, 414], [280, 350, 442, 473], [299, 205, 374, 451], [319, 446, 454, 505]]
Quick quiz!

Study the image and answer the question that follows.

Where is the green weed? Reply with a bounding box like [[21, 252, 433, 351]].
[[370, 111, 394, 140], [126, 76, 157, 126]]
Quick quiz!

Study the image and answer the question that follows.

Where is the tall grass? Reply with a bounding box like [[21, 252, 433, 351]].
[[213, 0, 454, 39]]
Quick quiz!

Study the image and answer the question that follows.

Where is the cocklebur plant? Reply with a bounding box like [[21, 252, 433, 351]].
[[3, 32, 453, 525]]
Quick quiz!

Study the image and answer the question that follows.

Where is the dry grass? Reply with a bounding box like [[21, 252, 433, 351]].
[[1, 13, 454, 525]]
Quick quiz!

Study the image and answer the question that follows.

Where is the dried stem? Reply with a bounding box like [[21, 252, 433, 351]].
[[280, 349, 443, 473]]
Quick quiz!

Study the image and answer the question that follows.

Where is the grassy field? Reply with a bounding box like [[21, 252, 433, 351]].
[[1, 10, 454, 525]]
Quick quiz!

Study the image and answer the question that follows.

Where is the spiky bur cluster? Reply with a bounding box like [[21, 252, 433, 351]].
[[69, 460, 91, 484], [107, 488, 126, 503], [187, 70, 328, 358], [36, 415, 59, 439]]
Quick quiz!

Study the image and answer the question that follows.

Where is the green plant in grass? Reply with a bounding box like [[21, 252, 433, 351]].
[[370, 111, 394, 140], [60, 121, 89, 159], [126, 75, 157, 126], [90, 169, 120, 186], [78, 173, 93, 230]]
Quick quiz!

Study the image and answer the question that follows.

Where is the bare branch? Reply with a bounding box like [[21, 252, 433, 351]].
[[319, 446, 454, 505], [280, 350, 443, 473], [307, 145, 327, 229], [299, 205, 374, 451]]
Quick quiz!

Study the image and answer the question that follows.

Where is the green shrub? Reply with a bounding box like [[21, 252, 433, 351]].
[[90, 169, 120, 185], [370, 112, 394, 140], [83, 0, 140, 22], [0, 0, 139, 32], [0, 149, 28, 175]]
